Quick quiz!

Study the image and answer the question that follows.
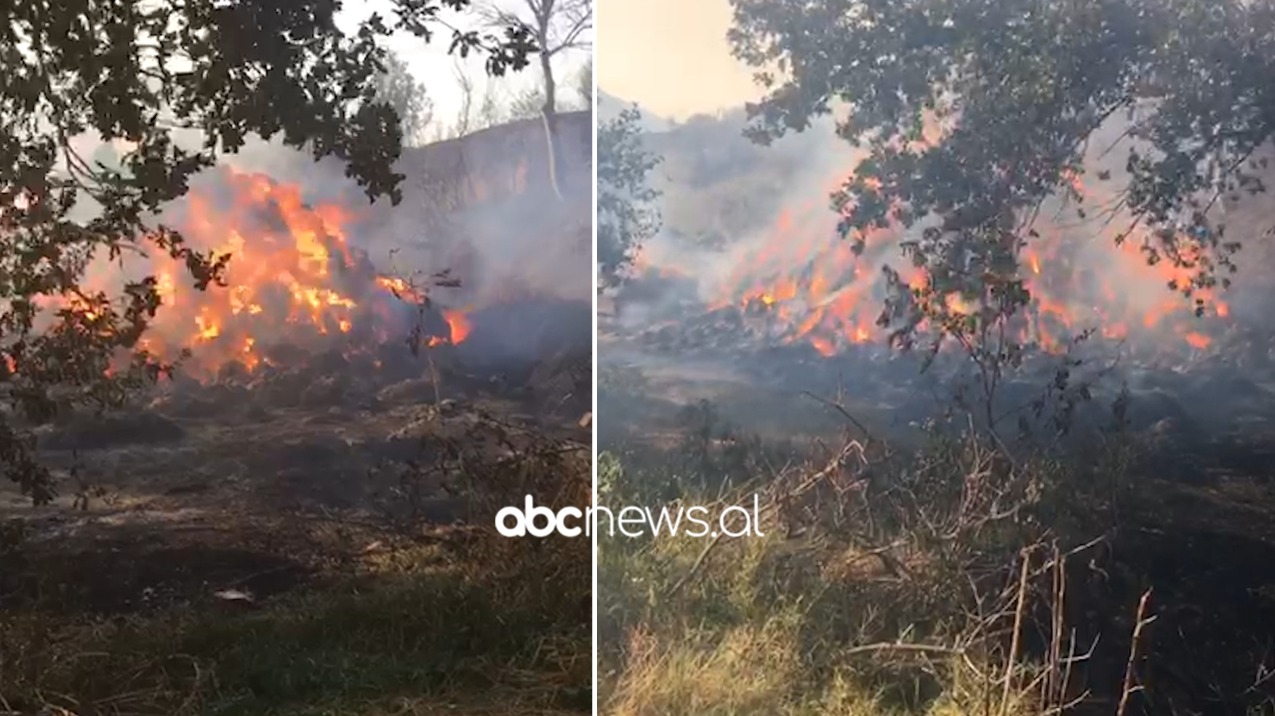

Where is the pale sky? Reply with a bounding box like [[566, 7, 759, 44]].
[[337, 0, 592, 129], [596, 0, 759, 120]]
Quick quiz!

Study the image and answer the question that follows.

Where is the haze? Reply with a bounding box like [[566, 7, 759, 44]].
[[597, 0, 759, 119]]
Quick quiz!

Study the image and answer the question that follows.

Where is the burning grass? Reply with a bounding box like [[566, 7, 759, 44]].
[[631, 125, 1257, 365], [28, 165, 474, 387], [1, 216, 592, 714]]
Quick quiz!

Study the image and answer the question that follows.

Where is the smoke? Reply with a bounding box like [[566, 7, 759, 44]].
[[62, 117, 593, 374], [622, 108, 1275, 362], [630, 113, 866, 301]]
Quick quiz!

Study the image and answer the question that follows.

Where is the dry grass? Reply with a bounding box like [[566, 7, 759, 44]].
[[596, 423, 1153, 716], [607, 615, 811, 716], [1, 548, 586, 715]]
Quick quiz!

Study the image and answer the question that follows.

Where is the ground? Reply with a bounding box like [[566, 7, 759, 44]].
[[597, 327, 1275, 715], [0, 360, 591, 716]]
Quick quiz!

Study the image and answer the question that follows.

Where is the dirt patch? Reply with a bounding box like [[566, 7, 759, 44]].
[[0, 534, 309, 615], [0, 363, 588, 614], [40, 410, 187, 451]]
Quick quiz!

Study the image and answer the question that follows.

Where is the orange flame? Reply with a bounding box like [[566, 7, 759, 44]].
[[666, 169, 1231, 358], [55, 167, 471, 380], [443, 309, 472, 344]]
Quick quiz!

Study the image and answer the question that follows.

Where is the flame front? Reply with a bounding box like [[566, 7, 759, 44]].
[[78, 168, 471, 379], [660, 170, 1232, 358]]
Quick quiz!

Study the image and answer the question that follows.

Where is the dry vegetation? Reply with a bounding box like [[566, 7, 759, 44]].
[[596, 366, 1275, 716], [0, 120, 594, 715], [0, 2, 592, 712], [0, 403, 591, 716]]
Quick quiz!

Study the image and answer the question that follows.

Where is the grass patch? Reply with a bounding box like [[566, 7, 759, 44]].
[[1, 541, 589, 716], [1, 413, 592, 716], [596, 411, 1154, 716]]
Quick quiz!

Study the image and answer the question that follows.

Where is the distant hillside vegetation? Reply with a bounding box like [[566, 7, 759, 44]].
[[242, 110, 592, 227], [397, 110, 592, 217], [597, 89, 671, 132], [362, 110, 594, 305], [605, 99, 850, 251]]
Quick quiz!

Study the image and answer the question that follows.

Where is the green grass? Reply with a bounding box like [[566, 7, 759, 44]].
[[0, 541, 590, 716]]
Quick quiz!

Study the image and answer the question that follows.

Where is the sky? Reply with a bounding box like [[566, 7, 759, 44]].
[[596, 0, 760, 120], [336, 0, 593, 131]]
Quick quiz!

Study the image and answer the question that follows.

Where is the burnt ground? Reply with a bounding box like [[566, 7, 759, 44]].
[[599, 329, 1275, 715], [1079, 439, 1275, 715], [0, 349, 592, 716]]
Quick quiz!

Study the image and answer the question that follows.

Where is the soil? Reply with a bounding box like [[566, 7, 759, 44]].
[[0, 364, 589, 617]]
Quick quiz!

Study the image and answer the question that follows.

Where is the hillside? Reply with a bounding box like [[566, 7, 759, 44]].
[[383, 111, 594, 307], [231, 110, 593, 220], [597, 89, 671, 131], [397, 110, 593, 214], [614, 101, 853, 251]]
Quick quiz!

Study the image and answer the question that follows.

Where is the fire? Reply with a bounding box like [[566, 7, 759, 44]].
[[444, 309, 472, 344], [427, 310, 473, 348], [681, 169, 1232, 359], [376, 275, 416, 298], [62, 167, 472, 379]]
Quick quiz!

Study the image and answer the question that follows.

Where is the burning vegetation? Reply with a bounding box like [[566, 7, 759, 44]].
[[3, 151, 593, 715], [632, 160, 1243, 364], [43, 166, 473, 383], [597, 0, 1275, 707], [0, 1, 592, 713], [602, 161, 1275, 715]]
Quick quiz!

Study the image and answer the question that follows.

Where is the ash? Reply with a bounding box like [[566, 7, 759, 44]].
[[8, 296, 591, 552]]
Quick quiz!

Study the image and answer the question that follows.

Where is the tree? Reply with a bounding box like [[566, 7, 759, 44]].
[[373, 51, 435, 147], [0, 1, 533, 504], [728, 0, 1275, 351], [598, 107, 662, 288], [575, 59, 592, 109], [443, 61, 478, 139], [507, 85, 549, 122], [480, 0, 592, 196]]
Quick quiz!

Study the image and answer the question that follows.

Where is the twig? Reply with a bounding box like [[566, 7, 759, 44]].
[[1002, 546, 1033, 716], [842, 642, 967, 657], [1116, 589, 1156, 716], [1044, 544, 1067, 709], [665, 529, 725, 599], [801, 391, 876, 442]]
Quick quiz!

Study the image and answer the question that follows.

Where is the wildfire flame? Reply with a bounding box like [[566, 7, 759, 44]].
[[430, 310, 472, 347], [72, 167, 471, 379], [679, 171, 1231, 358]]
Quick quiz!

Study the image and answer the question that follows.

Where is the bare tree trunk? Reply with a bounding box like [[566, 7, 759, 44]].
[[539, 36, 564, 200]]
